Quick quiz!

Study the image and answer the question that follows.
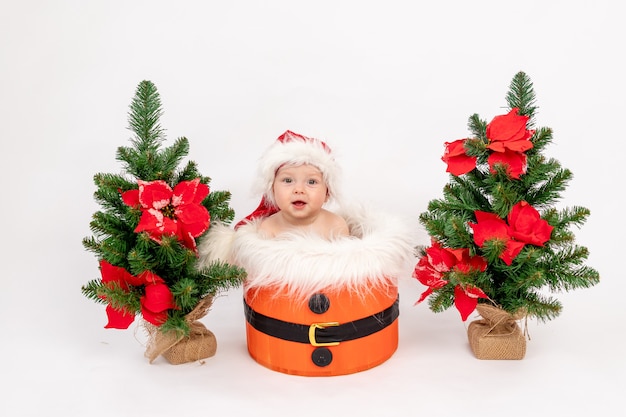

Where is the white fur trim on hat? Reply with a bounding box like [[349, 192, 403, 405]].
[[253, 130, 342, 208]]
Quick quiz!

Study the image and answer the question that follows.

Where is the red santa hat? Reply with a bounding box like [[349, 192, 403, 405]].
[[235, 130, 341, 228]]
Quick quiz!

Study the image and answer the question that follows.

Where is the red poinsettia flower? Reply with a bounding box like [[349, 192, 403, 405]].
[[485, 108, 534, 153], [442, 139, 477, 176], [137, 270, 177, 326], [487, 149, 528, 179], [104, 303, 135, 330], [454, 285, 489, 321], [413, 241, 456, 302], [469, 211, 526, 265], [455, 251, 488, 274], [470, 202, 552, 265], [122, 178, 210, 252], [100, 258, 145, 289], [98, 260, 177, 329], [413, 241, 489, 320], [99, 260, 144, 329], [484, 108, 534, 179], [508, 201, 553, 246]]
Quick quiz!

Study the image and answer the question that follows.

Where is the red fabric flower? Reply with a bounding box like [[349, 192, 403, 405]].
[[487, 149, 528, 179], [98, 260, 177, 329], [440, 108, 534, 179], [442, 139, 477, 176], [454, 285, 489, 321], [104, 304, 135, 329], [485, 108, 534, 179], [485, 108, 534, 153], [99, 260, 143, 329], [137, 270, 177, 326], [122, 178, 210, 252], [100, 258, 144, 289], [469, 211, 525, 265], [470, 202, 552, 265], [412, 241, 455, 302], [413, 241, 489, 320], [508, 201, 553, 246]]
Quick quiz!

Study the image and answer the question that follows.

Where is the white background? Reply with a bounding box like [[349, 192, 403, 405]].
[[1, 1, 623, 416]]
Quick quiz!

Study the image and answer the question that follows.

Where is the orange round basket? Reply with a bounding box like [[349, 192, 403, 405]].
[[203, 206, 416, 377], [244, 281, 399, 376]]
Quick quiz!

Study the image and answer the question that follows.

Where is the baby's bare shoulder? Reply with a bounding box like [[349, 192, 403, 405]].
[[322, 210, 350, 237], [257, 215, 279, 236]]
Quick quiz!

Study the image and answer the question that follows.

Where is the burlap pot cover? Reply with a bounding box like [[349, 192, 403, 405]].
[[467, 304, 526, 360], [144, 296, 217, 364]]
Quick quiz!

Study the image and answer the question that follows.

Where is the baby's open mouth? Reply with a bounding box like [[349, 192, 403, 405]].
[[292, 200, 306, 207]]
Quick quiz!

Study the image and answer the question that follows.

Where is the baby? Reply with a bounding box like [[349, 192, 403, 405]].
[[236, 130, 349, 239], [227, 132, 415, 377]]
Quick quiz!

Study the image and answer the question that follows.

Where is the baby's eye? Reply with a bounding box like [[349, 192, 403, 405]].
[[282, 178, 293, 184], [307, 179, 318, 185]]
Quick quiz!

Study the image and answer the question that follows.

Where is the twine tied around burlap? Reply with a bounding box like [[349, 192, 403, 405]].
[[144, 296, 217, 364], [467, 304, 527, 360]]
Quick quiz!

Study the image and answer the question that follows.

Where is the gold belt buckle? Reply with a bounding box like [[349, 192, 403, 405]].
[[308, 322, 340, 347]]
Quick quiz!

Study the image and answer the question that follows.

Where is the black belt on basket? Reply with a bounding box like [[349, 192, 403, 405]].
[[244, 296, 399, 346]]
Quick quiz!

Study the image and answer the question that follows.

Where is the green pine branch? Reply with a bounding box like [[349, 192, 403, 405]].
[[128, 81, 164, 151], [505, 71, 538, 123]]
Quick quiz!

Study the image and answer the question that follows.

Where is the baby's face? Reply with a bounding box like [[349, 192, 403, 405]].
[[272, 164, 328, 215]]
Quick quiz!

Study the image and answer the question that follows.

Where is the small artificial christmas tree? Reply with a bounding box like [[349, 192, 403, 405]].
[[81, 80, 246, 364], [414, 72, 600, 358]]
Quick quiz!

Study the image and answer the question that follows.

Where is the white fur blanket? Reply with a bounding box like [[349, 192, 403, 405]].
[[197, 205, 417, 298]]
